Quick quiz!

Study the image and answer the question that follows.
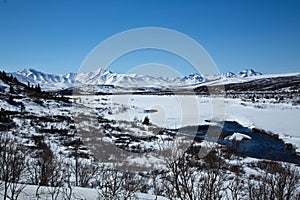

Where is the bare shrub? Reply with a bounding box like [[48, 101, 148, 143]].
[[27, 144, 64, 199], [247, 161, 300, 200], [162, 152, 200, 200], [76, 161, 98, 187], [161, 147, 227, 200], [96, 165, 141, 199], [225, 162, 246, 200], [150, 170, 165, 198], [0, 133, 27, 200]]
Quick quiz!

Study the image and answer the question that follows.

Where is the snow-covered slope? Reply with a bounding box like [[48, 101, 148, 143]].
[[11, 68, 264, 90]]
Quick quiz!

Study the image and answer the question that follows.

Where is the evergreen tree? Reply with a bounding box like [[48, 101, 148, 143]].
[[9, 85, 15, 94], [8, 95, 14, 105], [16, 87, 21, 94], [142, 116, 150, 125], [13, 77, 18, 83], [36, 84, 41, 93], [20, 103, 25, 113], [0, 71, 7, 80]]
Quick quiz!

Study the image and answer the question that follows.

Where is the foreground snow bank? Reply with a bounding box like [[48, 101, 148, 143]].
[[0, 184, 168, 200]]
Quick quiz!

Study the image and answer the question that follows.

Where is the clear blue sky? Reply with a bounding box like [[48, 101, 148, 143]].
[[0, 0, 299, 75]]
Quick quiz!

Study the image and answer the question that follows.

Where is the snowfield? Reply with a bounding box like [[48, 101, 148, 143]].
[[88, 95, 300, 153]]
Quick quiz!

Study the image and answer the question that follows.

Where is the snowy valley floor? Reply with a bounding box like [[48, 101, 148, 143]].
[[1, 92, 300, 199], [83, 95, 300, 153]]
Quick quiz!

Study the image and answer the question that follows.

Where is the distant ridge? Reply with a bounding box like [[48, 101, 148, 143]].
[[221, 69, 262, 78], [10, 68, 263, 90]]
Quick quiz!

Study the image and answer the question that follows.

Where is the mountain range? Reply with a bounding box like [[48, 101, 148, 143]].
[[9, 68, 262, 90]]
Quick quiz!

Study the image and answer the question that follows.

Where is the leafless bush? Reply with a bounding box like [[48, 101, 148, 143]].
[[247, 161, 300, 200], [0, 133, 27, 200], [97, 167, 122, 199], [76, 161, 98, 187], [225, 163, 246, 200], [61, 163, 74, 200], [162, 152, 200, 200], [27, 144, 64, 199], [161, 147, 227, 200], [96, 165, 141, 199], [150, 170, 165, 198], [122, 172, 143, 199]]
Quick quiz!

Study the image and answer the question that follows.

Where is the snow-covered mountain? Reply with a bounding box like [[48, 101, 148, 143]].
[[181, 73, 206, 84], [75, 69, 209, 87], [13, 68, 76, 90], [222, 72, 236, 78], [236, 69, 262, 78], [76, 68, 172, 87], [10, 68, 263, 90], [221, 69, 262, 78]]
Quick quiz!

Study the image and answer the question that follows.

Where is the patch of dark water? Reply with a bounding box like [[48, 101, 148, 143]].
[[178, 121, 300, 165]]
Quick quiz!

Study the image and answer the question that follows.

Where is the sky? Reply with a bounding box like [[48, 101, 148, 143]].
[[0, 0, 300, 76]]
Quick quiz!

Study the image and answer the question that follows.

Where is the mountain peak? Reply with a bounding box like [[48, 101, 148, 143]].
[[222, 72, 236, 78], [236, 69, 262, 78], [182, 73, 205, 84]]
